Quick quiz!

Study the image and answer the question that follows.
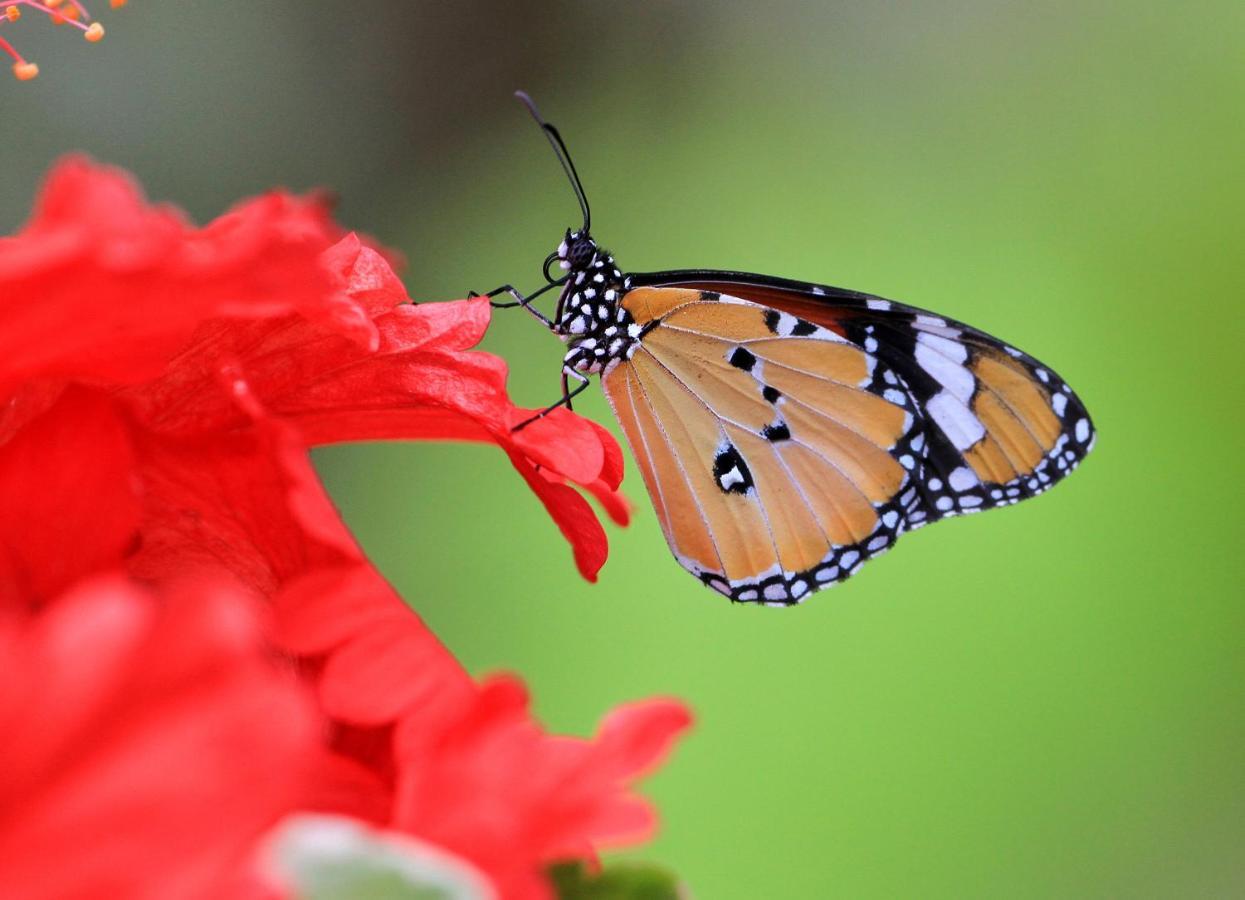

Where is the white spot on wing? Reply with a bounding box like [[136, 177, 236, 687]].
[[915, 332, 974, 402], [926, 391, 986, 450], [948, 466, 979, 492]]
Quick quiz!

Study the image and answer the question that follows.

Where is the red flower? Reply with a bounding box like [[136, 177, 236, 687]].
[[0, 157, 623, 586], [0, 574, 316, 900], [389, 679, 692, 898], [0, 157, 689, 898]]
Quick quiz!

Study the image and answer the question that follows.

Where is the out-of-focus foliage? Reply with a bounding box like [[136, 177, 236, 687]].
[[549, 861, 682, 900]]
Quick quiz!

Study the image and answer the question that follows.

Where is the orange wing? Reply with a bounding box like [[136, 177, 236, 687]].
[[646, 276, 1096, 519], [602, 288, 923, 604]]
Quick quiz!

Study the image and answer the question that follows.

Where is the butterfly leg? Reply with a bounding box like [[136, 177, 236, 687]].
[[469, 279, 564, 330], [511, 367, 591, 432]]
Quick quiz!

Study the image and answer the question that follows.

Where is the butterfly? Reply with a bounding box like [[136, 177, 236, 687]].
[[484, 92, 1095, 606]]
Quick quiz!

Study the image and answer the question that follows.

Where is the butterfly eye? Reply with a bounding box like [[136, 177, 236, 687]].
[[568, 239, 595, 268]]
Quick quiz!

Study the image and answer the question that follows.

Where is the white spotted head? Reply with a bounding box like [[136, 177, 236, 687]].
[[556, 229, 601, 273]]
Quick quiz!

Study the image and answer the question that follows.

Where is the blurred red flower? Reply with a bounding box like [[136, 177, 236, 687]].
[[0, 575, 316, 900], [0, 157, 689, 898]]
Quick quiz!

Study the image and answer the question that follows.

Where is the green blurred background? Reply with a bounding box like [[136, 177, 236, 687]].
[[3, 2, 1242, 896]]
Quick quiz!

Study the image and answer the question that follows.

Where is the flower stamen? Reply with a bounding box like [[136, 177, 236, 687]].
[[0, 0, 121, 79]]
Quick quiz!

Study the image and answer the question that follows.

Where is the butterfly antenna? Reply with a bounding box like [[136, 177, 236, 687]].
[[515, 90, 591, 234]]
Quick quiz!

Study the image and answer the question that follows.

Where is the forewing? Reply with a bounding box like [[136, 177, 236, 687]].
[[601, 288, 923, 604], [636, 274, 1096, 524]]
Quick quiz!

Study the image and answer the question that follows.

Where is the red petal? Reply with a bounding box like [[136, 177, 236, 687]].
[[0, 575, 316, 900], [272, 564, 474, 727], [319, 608, 474, 725], [505, 406, 605, 489], [507, 450, 608, 582], [0, 387, 139, 608], [587, 419, 624, 492], [127, 402, 362, 594], [270, 566, 404, 656], [582, 478, 633, 528], [0, 157, 343, 396], [298, 750, 393, 825], [375, 298, 492, 353], [320, 234, 408, 319], [591, 699, 694, 780]]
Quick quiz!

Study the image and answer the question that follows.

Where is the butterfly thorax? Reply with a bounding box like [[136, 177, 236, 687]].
[[553, 231, 642, 375]]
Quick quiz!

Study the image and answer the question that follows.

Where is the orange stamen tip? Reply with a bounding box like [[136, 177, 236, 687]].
[[110, 0, 126, 7], [47, 0, 64, 6], [84, 22, 105, 41], [4, 6, 20, 21], [63, 5, 81, 19], [13, 62, 39, 81]]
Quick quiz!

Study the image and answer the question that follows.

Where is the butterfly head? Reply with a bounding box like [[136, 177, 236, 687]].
[[556, 229, 599, 272]]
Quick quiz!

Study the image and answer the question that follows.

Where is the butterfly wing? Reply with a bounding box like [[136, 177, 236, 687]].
[[631, 271, 1096, 524], [602, 288, 926, 604]]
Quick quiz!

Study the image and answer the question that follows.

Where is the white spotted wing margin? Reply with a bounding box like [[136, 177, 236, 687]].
[[601, 288, 933, 606], [839, 306, 1096, 525]]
